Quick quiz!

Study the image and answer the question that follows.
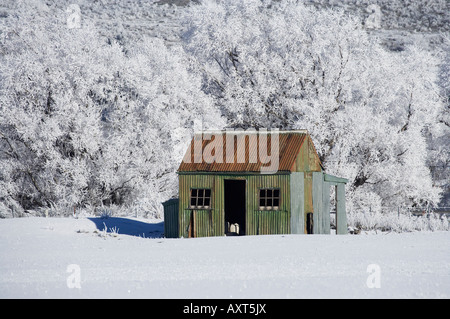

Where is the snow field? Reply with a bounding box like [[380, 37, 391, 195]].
[[0, 217, 449, 298]]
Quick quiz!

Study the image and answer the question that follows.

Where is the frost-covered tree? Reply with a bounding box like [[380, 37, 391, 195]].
[[182, 0, 445, 211], [0, 0, 222, 217], [0, 2, 110, 215]]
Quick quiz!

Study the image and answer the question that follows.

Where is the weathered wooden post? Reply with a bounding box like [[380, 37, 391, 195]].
[[336, 183, 347, 234], [322, 181, 331, 234]]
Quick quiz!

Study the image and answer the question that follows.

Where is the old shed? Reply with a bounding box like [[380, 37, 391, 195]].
[[163, 130, 348, 238]]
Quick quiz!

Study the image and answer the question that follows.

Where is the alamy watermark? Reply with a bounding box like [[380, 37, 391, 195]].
[[66, 264, 81, 289], [66, 4, 81, 29], [365, 4, 381, 30], [182, 120, 280, 174], [65, 264, 381, 291], [366, 264, 381, 288]]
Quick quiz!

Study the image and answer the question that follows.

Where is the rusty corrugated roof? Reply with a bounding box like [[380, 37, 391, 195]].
[[178, 130, 318, 173]]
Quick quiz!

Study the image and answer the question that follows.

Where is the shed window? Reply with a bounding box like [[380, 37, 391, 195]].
[[190, 188, 211, 209], [259, 188, 280, 210]]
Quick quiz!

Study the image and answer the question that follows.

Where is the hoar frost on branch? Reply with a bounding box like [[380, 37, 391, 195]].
[[0, 1, 222, 217], [182, 0, 445, 211], [0, 0, 446, 221]]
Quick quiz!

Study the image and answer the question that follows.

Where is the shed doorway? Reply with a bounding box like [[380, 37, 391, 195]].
[[224, 179, 246, 236]]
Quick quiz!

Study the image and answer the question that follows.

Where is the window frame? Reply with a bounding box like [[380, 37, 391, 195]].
[[258, 187, 280, 211], [189, 188, 212, 209]]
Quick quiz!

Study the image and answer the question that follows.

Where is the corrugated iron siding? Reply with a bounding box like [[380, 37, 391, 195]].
[[162, 198, 179, 238], [179, 174, 220, 238], [290, 135, 322, 172], [178, 173, 291, 237], [290, 172, 305, 234], [246, 174, 290, 235]]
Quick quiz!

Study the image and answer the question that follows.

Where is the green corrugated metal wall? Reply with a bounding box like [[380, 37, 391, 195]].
[[173, 172, 347, 238], [290, 172, 304, 234], [179, 174, 220, 238], [246, 174, 290, 235], [162, 198, 179, 238], [178, 173, 291, 237]]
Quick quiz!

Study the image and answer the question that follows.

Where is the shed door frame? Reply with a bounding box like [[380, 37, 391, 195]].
[[322, 174, 347, 235], [224, 179, 246, 235]]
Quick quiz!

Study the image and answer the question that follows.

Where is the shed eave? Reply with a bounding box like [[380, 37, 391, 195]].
[[177, 170, 291, 175]]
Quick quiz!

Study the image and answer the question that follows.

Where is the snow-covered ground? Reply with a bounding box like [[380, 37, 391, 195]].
[[0, 217, 449, 298]]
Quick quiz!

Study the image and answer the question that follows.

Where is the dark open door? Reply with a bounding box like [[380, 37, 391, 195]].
[[188, 211, 195, 238], [224, 179, 246, 235]]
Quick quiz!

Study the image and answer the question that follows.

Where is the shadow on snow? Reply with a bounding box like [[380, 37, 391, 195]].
[[88, 217, 164, 238]]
